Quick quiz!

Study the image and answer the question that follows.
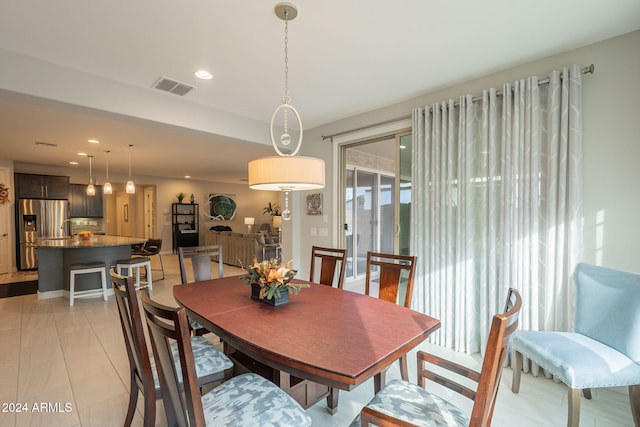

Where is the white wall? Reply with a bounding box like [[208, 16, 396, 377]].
[[292, 30, 640, 276]]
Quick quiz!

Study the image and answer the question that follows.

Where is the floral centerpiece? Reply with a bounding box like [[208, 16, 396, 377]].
[[240, 257, 308, 304]]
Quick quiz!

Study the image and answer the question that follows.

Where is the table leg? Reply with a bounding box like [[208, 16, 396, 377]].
[[399, 354, 409, 381], [374, 371, 386, 394], [326, 388, 339, 415]]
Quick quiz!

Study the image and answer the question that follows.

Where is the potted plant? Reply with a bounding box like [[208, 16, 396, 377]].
[[240, 257, 308, 306], [176, 192, 186, 203], [263, 202, 281, 216]]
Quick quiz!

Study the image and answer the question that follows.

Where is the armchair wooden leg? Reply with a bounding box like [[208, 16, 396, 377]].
[[568, 387, 580, 427], [630, 385, 640, 427], [512, 350, 523, 393], [583, 388, 592, 400]]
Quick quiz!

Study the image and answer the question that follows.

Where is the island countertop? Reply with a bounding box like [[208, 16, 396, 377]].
[[36, 235, 146, 248]]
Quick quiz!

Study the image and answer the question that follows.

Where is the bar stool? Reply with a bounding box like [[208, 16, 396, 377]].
[[115, 257, 153, 290], [69, 261, 108, 306]]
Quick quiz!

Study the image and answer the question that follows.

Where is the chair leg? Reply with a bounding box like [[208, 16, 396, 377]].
[[512, 350, 523, 393], [124, 371, 138, 427], [157, 253, 165, 280], [630, 385, 640, 427], [583, 388, 592, 399], [568, 387, 580, 427]]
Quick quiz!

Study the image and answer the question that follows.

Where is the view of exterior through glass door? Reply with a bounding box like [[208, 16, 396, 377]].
[[342, 133, 411, 281]]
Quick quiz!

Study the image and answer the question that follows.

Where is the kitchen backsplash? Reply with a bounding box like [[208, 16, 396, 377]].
[[70, 218, 105, 235]]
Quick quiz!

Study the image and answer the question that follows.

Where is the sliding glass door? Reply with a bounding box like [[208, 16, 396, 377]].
[[342, 133, 411, 282]]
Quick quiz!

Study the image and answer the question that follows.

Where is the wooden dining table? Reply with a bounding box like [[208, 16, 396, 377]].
[[173, 276, 440, 414]]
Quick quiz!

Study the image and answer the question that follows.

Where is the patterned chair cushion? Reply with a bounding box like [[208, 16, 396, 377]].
[[190, 319, 205, 331], [201, 373, 311, 426], [349, 379, 469, 427], [152, 336, 233, 389]]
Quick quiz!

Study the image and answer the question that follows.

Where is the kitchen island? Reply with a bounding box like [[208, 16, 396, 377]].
[[36, 235, 146, 300]]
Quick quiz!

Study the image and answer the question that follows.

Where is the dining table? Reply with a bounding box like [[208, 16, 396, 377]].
[[173, 276, 441, 414]]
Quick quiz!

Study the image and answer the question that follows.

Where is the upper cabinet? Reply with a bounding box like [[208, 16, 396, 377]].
[[69, 184, 104, 218], [15, 173, 69, 199]]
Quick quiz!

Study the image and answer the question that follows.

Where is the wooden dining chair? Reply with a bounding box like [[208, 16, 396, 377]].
[[309, 245, 347, 288], [365, 251, 417, 308], [365, 251, 417, 382], [178, 245, 224, 284], [110, 268, 233, 427], [139, 291, 312, 427], [353, 288, 522, 427], [178, 245, 224, 335]]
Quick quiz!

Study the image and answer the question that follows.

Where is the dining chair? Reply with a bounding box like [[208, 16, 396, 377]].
[[110, 268, 233, 427], [365, 251, 417, 382], [178, 245, 224, 336], [511, 263, 640, 427], [351, 288, 522, 427], [309, 245, 347, 288], [178, 245, 224, 284], [365, 251, 416, 308], [139, 290, 312, 427]]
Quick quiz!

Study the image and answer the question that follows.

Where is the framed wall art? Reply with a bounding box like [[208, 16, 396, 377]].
[[306, 193, 322, 215], [204, 194, 237, 220]]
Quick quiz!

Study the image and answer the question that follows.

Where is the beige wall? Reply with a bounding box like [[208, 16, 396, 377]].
[[5, 162, 279, 269], [293, 30, 640, 276]]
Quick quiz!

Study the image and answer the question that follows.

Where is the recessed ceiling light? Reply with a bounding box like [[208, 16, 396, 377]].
[[194, 70, 213, 80], [184, 175, 191, 179], [88, 139, 100, 144], [69, 161, 79, 165], [77, 152, 88, 156]]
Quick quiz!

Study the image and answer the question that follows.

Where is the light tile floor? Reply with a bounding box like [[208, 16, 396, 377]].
[[0, 254, 634, 426]]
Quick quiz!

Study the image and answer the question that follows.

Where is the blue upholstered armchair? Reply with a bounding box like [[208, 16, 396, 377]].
[[511, 262, 640, 427]]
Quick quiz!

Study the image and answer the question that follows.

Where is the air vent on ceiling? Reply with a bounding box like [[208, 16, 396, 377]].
[[35, 141, 58, 147], [152, 76, 195, 96]]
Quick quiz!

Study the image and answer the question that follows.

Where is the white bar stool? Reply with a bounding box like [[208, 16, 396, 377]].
[[69, 261, 108, 306], [115, 257, 153, 290]]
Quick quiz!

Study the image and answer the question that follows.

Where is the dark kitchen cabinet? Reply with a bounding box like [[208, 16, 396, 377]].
[[15, 173, 69, 199], [172, 203, 198, 252], [69, 184, 103, 217]]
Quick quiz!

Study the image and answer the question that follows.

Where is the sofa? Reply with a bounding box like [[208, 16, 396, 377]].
[[205, 230, 279, 267]]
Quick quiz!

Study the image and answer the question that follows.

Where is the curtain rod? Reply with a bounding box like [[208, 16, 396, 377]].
[[321, 64, 595, 142]]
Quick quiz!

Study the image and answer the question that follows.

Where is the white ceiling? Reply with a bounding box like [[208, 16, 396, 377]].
[[1, 0, 639, 183]]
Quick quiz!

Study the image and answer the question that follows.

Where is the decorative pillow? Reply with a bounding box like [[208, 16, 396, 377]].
[[210, 225, 232, 232]]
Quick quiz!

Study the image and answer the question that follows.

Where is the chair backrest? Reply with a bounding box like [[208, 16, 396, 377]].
[[140, 291, 204, 427], [144, 238, 162, 255], [178, 245, 224, 284], [309, 246, 347, 288], [110, 267, 156, 397], [574, 262, 640, 362], [471, 288, 522, 426], [365, 251, 416, 308]]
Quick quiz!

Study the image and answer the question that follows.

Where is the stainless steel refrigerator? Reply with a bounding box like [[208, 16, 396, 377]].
[[18, 199, 69, 270]]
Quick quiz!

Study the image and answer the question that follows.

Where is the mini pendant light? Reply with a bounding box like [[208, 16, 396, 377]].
[[103, 150, 113, 195], [86, 155, 96, 196], [126, 144, 135, 194], [247, 2, 325, 220]]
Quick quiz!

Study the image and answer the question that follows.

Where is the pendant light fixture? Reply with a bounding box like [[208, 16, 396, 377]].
[[86, 155, 96, 196], [103, 150, 112, 195], [248, 2, 324, 220], [126, 144, 135, 194]]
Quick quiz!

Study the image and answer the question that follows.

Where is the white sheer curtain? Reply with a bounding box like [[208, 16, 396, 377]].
[[411, 65, 583, 354]]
